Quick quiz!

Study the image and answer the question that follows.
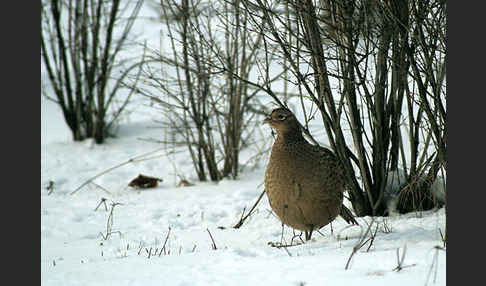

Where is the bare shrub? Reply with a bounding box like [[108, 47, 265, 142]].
[[238, 0, 446, 216], [41, 0, 144, 143], [134, 0, 276, 181]]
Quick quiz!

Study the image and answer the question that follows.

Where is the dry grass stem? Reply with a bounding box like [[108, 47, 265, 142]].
[[424, 246, 445, 286], [99, 202, 123, 240], [89, 182, 112, 195], [71, 148, 182, 195], [392, 245, 416, 272]]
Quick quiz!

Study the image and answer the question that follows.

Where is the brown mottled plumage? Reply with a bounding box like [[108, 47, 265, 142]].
[[264, 107, 357, 241]]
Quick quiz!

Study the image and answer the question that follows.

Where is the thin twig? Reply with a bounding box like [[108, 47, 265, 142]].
[[233, 189, 266, 228], [316, 229, 326, 237], [94, 197, 108, 211], [268, 241, 304, 249], [147, 247, 153, 259], [280, 244, 293, 257], [280, 223, 285, 245], [137, 241, 144, 255], [206, 228, 217, 250], [291, 230, 305, 245], [366, 224, 379, 252], [438, 228, 446, 248], [159, 227, 172, 256], [345, 217, 375, 270]]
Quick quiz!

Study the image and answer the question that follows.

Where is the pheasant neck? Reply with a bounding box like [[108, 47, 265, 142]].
[[276, 129, 306, 145]]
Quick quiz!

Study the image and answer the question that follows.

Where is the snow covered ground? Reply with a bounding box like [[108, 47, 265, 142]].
[[41, 96, 446, 286], [41, 2, 445, 284]]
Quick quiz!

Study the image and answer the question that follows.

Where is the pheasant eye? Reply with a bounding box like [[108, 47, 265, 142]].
[[277, 115, 286, 121]]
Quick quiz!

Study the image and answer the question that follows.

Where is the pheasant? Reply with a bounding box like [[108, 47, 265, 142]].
[[264, 107, 358, 241]]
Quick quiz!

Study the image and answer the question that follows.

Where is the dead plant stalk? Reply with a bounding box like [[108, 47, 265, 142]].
[[345, 217, 375, 270]]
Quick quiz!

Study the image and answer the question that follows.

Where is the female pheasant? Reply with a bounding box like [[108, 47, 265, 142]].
[[264, 107, 357, 241]]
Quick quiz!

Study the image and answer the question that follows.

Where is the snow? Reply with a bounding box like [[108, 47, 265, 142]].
[[41, 96, 446, 285], [41, 2, 445, 284]]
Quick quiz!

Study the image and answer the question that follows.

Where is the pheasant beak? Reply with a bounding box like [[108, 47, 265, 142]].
[[263, 116, 272, 125]]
